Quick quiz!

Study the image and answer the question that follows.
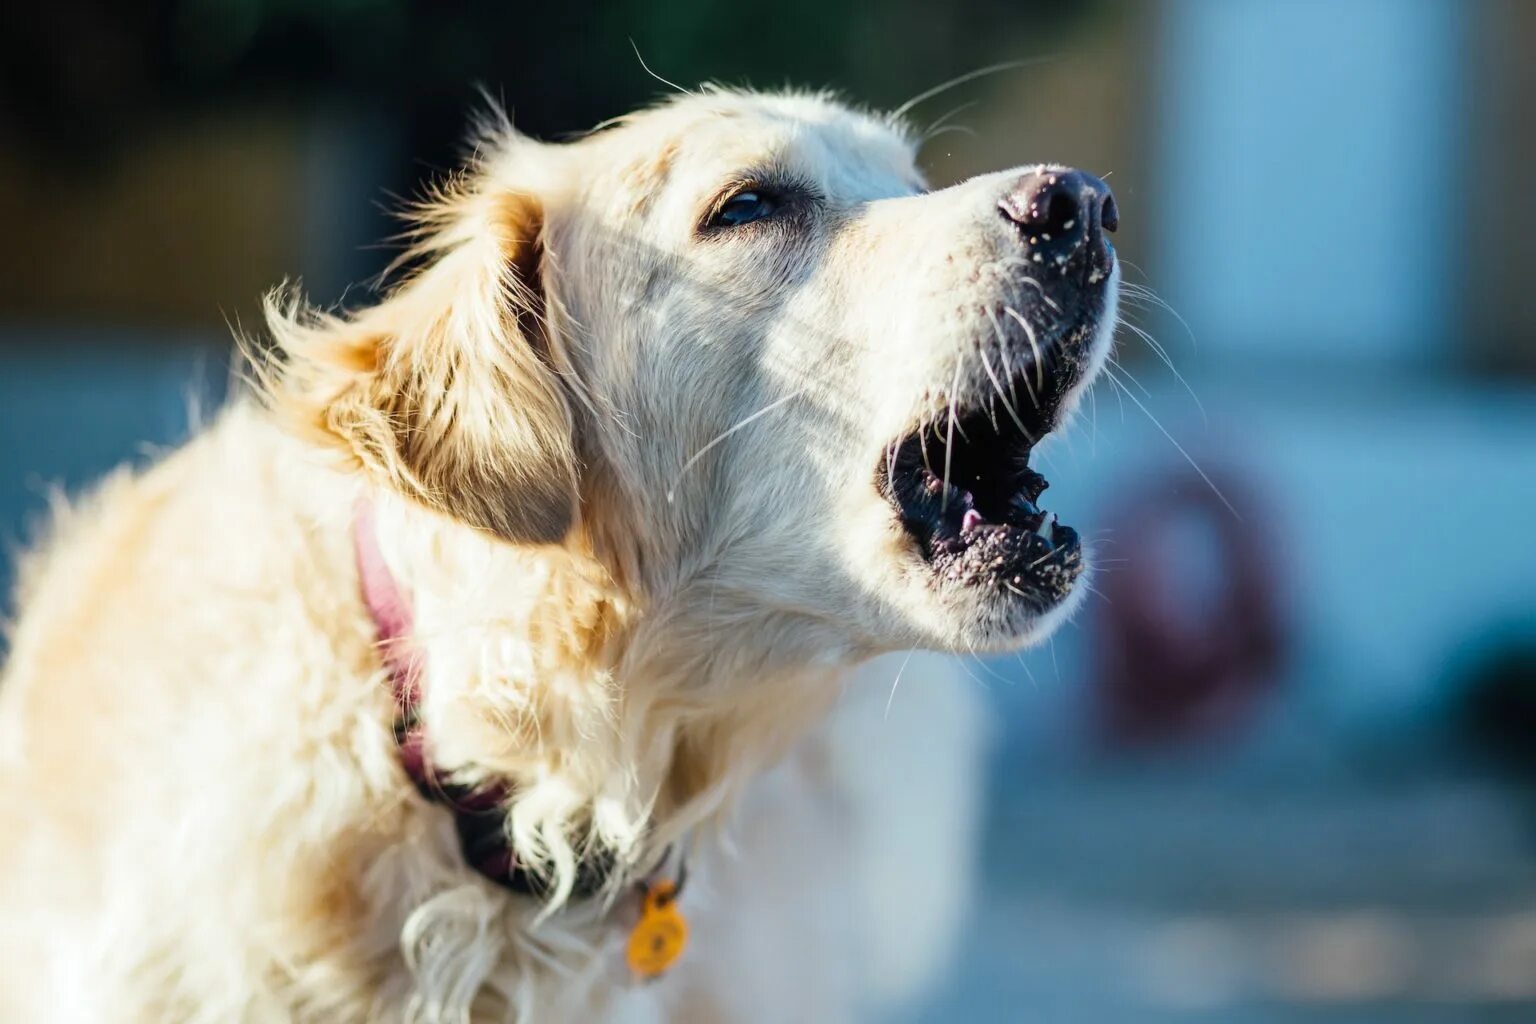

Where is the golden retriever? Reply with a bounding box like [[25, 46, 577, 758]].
[[0, 87, 1119, 1022]]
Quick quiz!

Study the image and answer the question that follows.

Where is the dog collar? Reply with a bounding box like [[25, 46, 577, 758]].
[[352, 500, 611, 899]]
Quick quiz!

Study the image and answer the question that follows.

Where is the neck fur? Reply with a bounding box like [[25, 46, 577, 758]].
[[368, 495, 843, 905]]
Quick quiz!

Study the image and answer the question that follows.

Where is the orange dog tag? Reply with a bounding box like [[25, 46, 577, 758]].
[[626, 879, 688, 979]]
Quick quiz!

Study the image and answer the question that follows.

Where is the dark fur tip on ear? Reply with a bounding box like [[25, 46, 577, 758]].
[[415, 450, 579, 545], [487, 494, 576, 546]]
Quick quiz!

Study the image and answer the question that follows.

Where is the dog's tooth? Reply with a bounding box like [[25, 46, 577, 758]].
[[962, 509, 983, 532]]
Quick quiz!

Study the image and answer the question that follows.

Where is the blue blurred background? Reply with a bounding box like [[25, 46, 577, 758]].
[[3, 1, 1534, 1020]]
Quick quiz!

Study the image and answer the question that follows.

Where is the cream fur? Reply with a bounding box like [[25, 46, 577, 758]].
[[0, 88, 1112, 1022]]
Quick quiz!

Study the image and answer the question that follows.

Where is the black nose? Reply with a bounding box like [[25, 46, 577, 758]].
[[999, 168, 1117, 268]]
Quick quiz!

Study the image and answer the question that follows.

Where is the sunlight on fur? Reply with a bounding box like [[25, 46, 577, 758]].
[[0, 86, 1119, 1022]]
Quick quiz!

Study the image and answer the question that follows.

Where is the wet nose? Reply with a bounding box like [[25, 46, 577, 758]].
[[999, 168, 1117, 266]]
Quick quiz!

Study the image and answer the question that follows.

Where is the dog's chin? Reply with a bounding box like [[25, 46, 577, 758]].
[[934, 564, 1091, 652]]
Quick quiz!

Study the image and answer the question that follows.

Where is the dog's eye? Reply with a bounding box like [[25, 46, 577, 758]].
[[710, 190, 779, 229]]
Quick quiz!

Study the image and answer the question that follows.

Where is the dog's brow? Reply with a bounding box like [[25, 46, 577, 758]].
[[616, 139, 683, 215]]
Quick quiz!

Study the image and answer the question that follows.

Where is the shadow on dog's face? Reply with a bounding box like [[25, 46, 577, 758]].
[[276, 89, 1119, 660], [538, 91, 1120, 656]]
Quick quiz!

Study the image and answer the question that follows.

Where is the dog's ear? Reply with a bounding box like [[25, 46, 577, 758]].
[[263, 171, 578, 544]]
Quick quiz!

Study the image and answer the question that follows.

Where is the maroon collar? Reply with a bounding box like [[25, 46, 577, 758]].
[[353, 501, 610, 898]]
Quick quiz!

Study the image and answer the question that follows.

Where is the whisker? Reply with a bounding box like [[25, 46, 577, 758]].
[[964, 650, 1016, 688], [1118, 318, 1207, 424], [986, 306, 1037, 415], [1109, 364, 1127, 421], [949, 647, 994, 691], [1106, 355, 1153, 399], [1118, 273, 1198, 349], [1087, 375, 1099, 455], [1103, 365, 1240, 520], [923, 124, 980, 145], [666, 386, 809, 502], [988, 306, 1025, 410], [978, 346, 1037, 446], [892, 57, 1056, 121], [1016, 275, 1062, 315], [1011, 649, 1040, 689], [919, 414, 936, 476], [1026, 543, 1064, 569], [923, 99, 980, 141], [629, 39, 692, 95], [1002, 306, 1046, 396], [884, 649, 917, 721], [941, 358, 964, 511]]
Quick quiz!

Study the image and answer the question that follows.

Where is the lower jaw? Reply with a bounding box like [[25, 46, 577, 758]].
[[916, 520, 1084, 613]]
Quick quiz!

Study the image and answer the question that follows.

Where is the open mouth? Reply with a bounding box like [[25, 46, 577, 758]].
[[878, 383, 1084, 611]]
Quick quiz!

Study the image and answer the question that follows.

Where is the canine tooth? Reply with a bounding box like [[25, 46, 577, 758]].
[[962, 509, 983, 532]]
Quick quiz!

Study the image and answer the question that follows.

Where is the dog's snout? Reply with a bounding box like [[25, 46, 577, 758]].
[[1000, 169, 1117, 266]]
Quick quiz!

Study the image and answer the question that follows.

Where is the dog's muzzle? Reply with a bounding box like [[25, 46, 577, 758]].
[[876, 166, 1118, 616]]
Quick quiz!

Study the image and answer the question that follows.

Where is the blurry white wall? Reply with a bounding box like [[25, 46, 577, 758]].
[[1155, 0, 1464, 365]]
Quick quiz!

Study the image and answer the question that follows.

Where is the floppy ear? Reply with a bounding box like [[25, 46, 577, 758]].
[[263, 177, 579, 544]]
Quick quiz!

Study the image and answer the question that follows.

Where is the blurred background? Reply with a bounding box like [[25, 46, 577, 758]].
[[3, 0, 1535, 1020]]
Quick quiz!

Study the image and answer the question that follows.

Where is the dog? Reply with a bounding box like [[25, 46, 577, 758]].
[[0, 87, 1118, 1022]]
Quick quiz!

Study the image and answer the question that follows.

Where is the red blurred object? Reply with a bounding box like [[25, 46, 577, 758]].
[[1093, 467, 1285, 745]]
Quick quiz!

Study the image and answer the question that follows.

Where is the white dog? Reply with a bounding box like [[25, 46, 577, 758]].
[[0, 87, 1118, 1022]]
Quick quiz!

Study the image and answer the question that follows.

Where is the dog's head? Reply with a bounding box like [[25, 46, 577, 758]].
[[272, 89, 1118, 661]]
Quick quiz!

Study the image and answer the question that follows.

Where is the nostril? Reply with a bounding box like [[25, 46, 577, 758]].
[[1002, 167, 1119, 263], [1041, 189, 1079, 237], [1003, 177, 1084, 237]]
